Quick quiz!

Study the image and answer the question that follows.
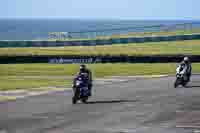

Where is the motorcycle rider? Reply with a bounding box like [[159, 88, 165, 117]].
[[73, 64, 93, 96], [179, 56, 192, 81]]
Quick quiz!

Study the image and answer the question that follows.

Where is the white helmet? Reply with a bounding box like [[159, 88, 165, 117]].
[[184, 57, 189, 62]]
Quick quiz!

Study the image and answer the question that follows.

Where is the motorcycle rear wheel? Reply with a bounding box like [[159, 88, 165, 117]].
[[81, 97, 88, 104], [182, 82, 188, 87], [174, 80, 179, 88]]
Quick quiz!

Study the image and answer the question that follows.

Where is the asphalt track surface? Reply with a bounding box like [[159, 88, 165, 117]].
[[1, 75, 200, 133]]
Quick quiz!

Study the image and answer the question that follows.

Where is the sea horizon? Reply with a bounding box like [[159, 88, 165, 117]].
[[0, 18, 200, 40]]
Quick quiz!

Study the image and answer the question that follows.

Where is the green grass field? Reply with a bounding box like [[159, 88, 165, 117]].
[[103, 29, 200, 39], [1, 63, 200, 90], [1, 40, 200, 56]]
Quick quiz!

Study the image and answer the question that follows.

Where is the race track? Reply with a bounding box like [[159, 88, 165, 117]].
[[1, 75, 200, 133]]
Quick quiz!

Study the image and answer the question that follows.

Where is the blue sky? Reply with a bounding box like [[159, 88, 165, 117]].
[[1, 0, 199, 20]]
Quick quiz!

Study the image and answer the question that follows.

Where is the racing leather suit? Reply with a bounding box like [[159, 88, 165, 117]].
[[180, 60, 192, 81]]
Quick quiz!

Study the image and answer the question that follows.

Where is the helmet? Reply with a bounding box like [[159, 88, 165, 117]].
[[183, 56, 190, 64], [184, 56, 189, 61], [80, 64, 86, 72]]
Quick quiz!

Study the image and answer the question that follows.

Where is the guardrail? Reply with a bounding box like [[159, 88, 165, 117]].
[[1, 55, 200, 64]]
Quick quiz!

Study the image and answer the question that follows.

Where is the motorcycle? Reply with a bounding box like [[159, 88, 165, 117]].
[[72, 73, 90, 104], [174, 64, 189, 88]]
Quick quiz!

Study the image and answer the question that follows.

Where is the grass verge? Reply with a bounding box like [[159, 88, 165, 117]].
[[0, 77, 71, 91], [1, 63, 200, 90], [1, 40, 200, 56]]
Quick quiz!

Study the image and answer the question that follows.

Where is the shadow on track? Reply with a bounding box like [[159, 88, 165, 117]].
[[86, 99, 138, 104], [186, 85, 200, 88]]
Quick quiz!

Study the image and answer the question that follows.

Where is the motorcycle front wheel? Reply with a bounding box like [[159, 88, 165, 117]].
[[72, 97, 77, 104], [174, 79, 179, 88], [72, 87, 79, 104]]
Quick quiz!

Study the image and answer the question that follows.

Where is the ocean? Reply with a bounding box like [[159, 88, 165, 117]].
[[0, 19, 200, 40]]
